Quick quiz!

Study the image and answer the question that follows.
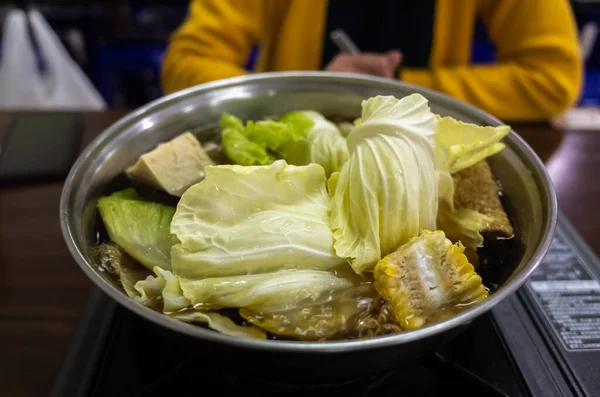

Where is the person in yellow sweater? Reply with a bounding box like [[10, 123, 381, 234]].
[[161, 0, 583, 121]]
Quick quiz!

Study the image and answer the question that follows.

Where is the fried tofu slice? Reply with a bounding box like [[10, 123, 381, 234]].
[[452, 161, 514, 236], [126, 132, 214, 196]]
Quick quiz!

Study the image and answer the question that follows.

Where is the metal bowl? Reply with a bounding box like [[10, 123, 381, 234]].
[[60, 72, 556, 381]]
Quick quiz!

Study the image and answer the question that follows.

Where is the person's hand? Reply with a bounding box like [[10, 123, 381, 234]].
[[325, 50, 402, 78]]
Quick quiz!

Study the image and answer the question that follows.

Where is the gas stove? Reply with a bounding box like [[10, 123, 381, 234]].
[[50, 215, 600, 397]]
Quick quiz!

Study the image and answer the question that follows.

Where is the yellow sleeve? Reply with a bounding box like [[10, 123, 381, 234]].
[[403, 0, 583, 121], [161, 0, 271, 94]]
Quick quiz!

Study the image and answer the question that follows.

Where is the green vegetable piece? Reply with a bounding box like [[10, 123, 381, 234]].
[[277, 111, 349, 176], [179, 269, 354, 313], [171, 160, 344, 279], [437, 207, 492, 249], [98, 188, 176, 271], [170, 310, 266, 339], [220, 113, 276, 166], [219, 111, 348, 176], [329, 94, 439, 274], [245, 118, 307, 151], [133, 266, 266, 339], [436, 115, 510, 174]]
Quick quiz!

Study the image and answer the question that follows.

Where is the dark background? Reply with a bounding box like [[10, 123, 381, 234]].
[[0, 0, 598, 108]]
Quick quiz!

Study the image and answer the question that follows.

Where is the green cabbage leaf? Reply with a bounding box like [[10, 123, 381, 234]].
[[171, 160, 345, 279]]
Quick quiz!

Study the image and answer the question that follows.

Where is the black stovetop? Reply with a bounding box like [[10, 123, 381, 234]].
[[50, 216, 600, 397]]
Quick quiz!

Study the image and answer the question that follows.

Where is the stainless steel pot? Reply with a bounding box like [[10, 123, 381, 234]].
[[60, 72, 556, 381]]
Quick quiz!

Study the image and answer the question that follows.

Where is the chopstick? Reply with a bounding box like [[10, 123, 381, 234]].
[[330, 29, 361, 54], [329, 28, 402, 78]]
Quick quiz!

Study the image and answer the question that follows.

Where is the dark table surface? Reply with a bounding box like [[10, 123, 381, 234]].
[[0, 111, 598, 397]]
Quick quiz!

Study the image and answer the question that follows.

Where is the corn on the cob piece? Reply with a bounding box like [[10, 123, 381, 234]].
[[373, 230, 488, 330]]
